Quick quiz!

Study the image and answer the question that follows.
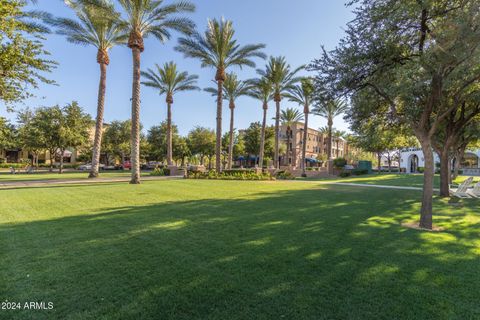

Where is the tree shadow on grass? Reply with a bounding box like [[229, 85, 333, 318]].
[[1, 186, 479, 320]]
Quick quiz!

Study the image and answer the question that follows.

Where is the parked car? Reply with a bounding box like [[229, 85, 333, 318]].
[[122, 161, 131, 170], [78, 163, 105, 171], [142, 161, 162, 170]]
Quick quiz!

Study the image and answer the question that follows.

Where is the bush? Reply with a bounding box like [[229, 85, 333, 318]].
[[352, 168, 368, 176], [417, 167, 425, 173], [187, 170, 274, 181], [333, 158, 347, 168], [150, 167, 170, 176], [275, 170, 295, 180], [339, 171, 351, 178]]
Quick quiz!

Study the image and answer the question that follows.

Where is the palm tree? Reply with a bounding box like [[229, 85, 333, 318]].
[[205, 73, 251, 169], [312, 98, 348, 160], [247, 77, 273, 169], [280, 108, 304, 167], [141, 61, 199, 165], [176, 18, 266, 172], [285, 78, 314, 176], [258, 56, 303, 169], [333, 129, 347, 158], [50, 0, 127, 178], [118, 0, 195, 184]]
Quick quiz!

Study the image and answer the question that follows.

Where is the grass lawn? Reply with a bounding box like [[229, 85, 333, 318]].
[[0, 171, 147, 183], [306, 173, 479, 188], [1, 179, 479, 319]]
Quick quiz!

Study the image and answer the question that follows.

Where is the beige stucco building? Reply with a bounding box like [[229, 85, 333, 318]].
[[279, 122, 349, 167]]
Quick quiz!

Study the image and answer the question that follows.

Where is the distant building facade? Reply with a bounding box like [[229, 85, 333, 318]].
[[399, 148, 480, 175], [279, 122, 350, 167]]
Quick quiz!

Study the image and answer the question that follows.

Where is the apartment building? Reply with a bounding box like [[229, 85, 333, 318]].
[[279, 122, 348, 167]]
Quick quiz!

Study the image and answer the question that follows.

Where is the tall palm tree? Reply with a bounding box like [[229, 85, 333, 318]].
[[280, 108, 304, 167], [247, 77, 273, 169], [205, 73, 251, 169], [50, 0, 127, 178], [333, 129, 347, 158], [258, 56, 302, 169], [176, 18, 266, 172], [285, 78, 314, 176], [141, 61, 199, 165], [312, 98, 348, 160], [118, 0, 195, 184]]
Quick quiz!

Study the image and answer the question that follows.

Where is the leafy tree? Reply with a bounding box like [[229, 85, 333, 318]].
[[31, 105, 63, 171], [242, 122, 275, 162], [17, 109, 43, 166], [0, 0, 55, 105], [102, 120, 131, 165], [176, 18, 266, 172], [285, 78, 314, 175], [173, 136, 190, 166], [247, 77, 273, 168], [118, 0, 195, 184], [187, 126, 215, 167], [0, 117, 16, 161], [50, 0, 127, 178], [205, 72, 251, 169], [57, 101, 92, 173], [146, 121, 180, 162], [257, 56, 302, 169], [309, 0, 480, 229], [141, 61, 199, 165]]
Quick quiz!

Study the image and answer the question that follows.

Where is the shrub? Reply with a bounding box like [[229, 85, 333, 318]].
[[150, 167, 170, 176], [187, 170, 273, 181], [352, 168, 368, 176], [417, 167, 425, 173], [339, 171, 351, 178], [333, 158, 347, 168], [275, 170, 295, 180]]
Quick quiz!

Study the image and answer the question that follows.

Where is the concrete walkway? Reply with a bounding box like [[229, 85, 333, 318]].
[[299, 180, 440, 192], [0, 175, 183, 189]]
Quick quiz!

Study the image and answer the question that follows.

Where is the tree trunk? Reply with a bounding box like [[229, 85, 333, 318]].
[[166, 102, 173, 166], [419, 139, 434, 230], [286, 126, 291, 166], [327, 119, 333, 159], [274, 99, 281, 169], [259, 104, 267, 169], [89, 62, 107, 178], [227, 102, 235, 170], [59, 148, 64, 174], [301, 111, 309, 177], [377, 152, 382, 174], [215, 79, 223, 172], [49, 150, 55, 172], [439, 150, 450, 197], [129, 47, 142, 184]]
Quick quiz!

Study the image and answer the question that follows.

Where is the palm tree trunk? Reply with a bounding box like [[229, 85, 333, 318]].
[[167, 102, 173, 166], [130, 47, 142, 184], [59, 148, 64, 174], [274, 99, 281, 169], [227, 102, 235, 170], [215, 80, 223, 172], [327, 118, 333, 159], [286, 126, 291, 166], [302, 110, 309, 177], [259, 104, 267, 169], [89, 62, 107, 178]]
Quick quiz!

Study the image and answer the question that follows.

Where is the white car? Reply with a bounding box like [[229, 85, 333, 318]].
[[78, 163, 104, 171]]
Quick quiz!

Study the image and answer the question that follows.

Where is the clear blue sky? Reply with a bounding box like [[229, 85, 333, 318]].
[[2, 0, 355, 136]]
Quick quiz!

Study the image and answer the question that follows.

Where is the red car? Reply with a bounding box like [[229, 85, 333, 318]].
[[122, 161, 132, 170]]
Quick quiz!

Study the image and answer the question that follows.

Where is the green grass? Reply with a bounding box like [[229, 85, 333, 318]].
[[0, 171, 146, 183], [305, 173, 479, 188], [1, 179, 479, 319]]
